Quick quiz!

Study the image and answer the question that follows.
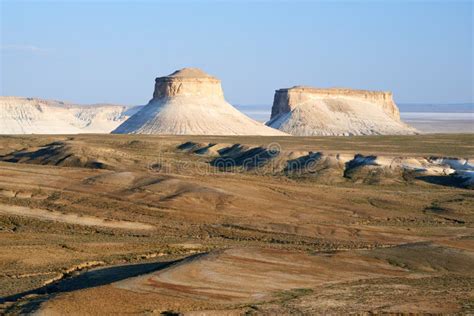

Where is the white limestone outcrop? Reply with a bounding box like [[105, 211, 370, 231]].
[[113, 68, 287, 136], [267, 86, 418, 136], [0, 97, 133, 134]]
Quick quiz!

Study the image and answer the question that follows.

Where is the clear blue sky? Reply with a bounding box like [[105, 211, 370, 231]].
[[1, 0, 472, 106]]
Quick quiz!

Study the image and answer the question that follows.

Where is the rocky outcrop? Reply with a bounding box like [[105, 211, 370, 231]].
[[271, 87, 400, 119], [177, 141, 473, 188], [152, 68, 224, 99], [0, 97, 136, 134], [267, 86, 417, 136], [113, 68, 286, 135]]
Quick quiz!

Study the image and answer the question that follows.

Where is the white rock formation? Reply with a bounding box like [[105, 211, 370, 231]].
[[113, 68, 286, 135], [0, 97, 134, 134], [266, 86, 418, 136]]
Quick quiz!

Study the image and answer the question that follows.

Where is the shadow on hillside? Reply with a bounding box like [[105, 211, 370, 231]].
[[416, 175, 469, 189], [1, 253, 204, 313]]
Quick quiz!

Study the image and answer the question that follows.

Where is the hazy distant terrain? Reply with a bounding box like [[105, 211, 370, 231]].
[[236, 103, 474, 134], [398, 103, 474, 113], [401, 112, 474, 133]]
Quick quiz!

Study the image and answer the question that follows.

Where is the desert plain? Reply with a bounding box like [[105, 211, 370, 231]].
[[0, 133, 473, 315]]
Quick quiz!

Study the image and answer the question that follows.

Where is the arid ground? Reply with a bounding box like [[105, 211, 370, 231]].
[[0, 134, 473, 315]]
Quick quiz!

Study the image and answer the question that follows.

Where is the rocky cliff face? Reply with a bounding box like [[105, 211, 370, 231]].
[[267, 86, 416, 136], [152, 68, 224, 99], [113, 68, 286, 136], [0, 97, 134, 134], [271, 87, 400, 120]]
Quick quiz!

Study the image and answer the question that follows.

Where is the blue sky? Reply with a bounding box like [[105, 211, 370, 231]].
[[1, 0, 472, 106]]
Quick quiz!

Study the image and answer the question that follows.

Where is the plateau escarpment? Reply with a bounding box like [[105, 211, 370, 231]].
[[267, 87, 417, 136], [112, 68, 286, 135], [0, 97, 135, 134]]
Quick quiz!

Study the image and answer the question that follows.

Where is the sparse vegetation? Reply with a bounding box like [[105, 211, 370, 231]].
[[0, 134, 472, 314]]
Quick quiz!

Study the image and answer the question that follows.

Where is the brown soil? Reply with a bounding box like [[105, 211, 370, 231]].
[[0, 134, 472, 315]]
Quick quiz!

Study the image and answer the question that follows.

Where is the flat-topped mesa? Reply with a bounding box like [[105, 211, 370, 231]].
[[271, 86, 400, 120], [152, 68, 224, 100], [267, 86, 417, 136], [113, 68, 286, 135]]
